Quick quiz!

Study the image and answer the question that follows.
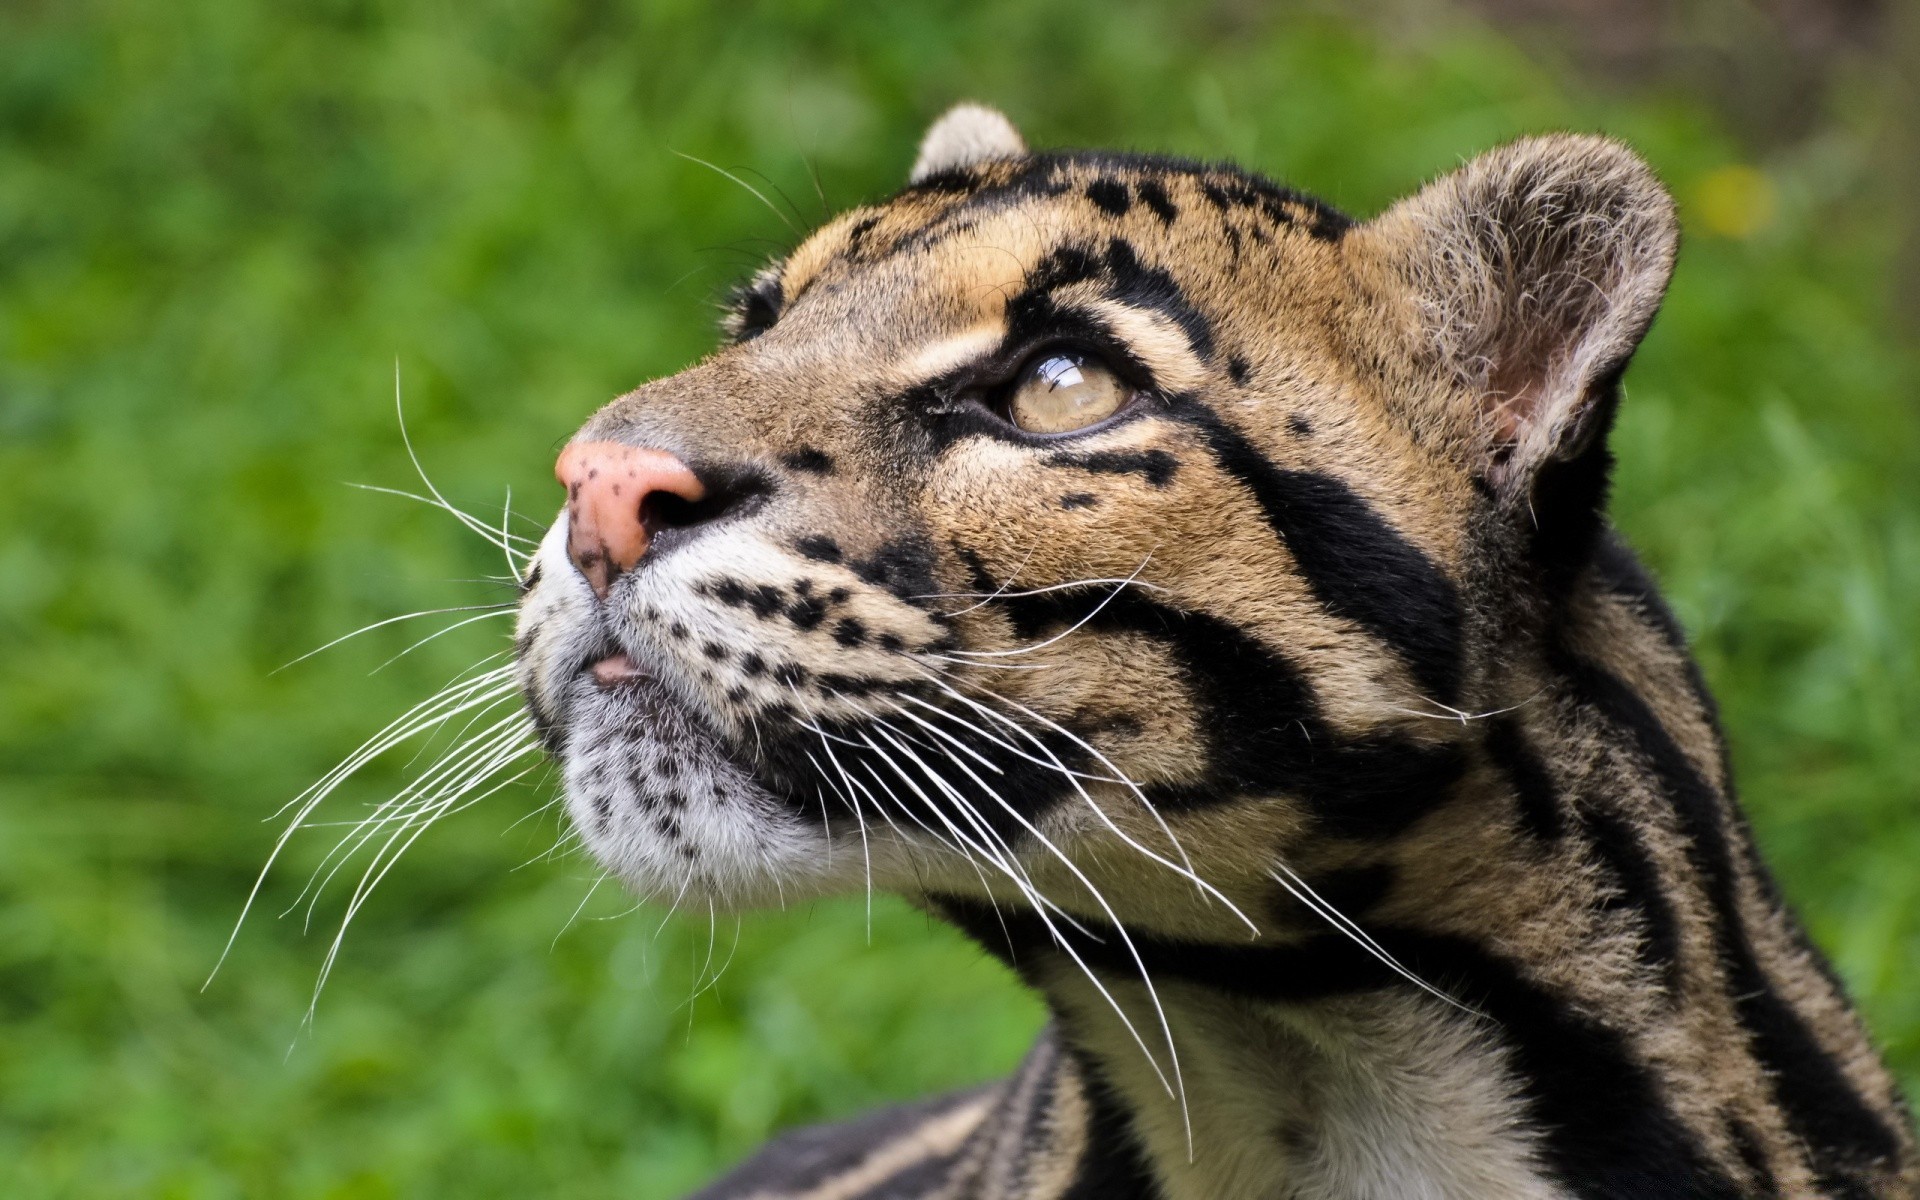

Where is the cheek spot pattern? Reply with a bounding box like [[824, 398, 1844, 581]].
[[781, 448, 835, 474]]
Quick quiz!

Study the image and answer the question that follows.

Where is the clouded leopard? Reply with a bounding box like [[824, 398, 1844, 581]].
[[509, 105, 1919, 1198]]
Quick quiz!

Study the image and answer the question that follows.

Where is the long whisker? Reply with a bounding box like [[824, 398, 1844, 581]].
[[856, 711, 1189, 1138], [272, 605, 514, 674], [942, 555, 1156, 660], [671, 150, 800, 236], [208, 667, 518, 988], [1269, 862, 1485, 1020]]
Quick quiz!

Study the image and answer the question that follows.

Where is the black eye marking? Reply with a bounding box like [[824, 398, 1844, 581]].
[[725, 275, 785, 342], [1085, 179, 1131, 216], [1046, 448, 1179, 488], [1135, 179, 1178, 224], [796, 535, 842, 563], [782, 448, 835, 475], [1060, 492, 1099, 510], [1228, 356, 1251, 386], [1287, 414, 1314, 438]]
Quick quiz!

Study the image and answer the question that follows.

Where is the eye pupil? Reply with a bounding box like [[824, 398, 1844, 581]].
[[1007, 352, 1128, 434]]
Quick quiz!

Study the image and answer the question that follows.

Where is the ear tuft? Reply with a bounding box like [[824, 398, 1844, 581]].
[[909, 104, 1027, 183], [1363, 135, 1678, 488]]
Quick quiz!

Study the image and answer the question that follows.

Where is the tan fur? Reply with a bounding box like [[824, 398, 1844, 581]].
[[515, 109, 1919, 1199]]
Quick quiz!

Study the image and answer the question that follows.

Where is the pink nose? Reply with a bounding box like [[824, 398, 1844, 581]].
[[555, 441, 706, 598]]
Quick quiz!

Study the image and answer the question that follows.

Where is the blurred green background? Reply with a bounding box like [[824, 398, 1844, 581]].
[[4, 1, 1917, 1196]]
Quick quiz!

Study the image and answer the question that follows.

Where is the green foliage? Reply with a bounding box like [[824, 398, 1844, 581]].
[[2, 2, 1914, 1195]]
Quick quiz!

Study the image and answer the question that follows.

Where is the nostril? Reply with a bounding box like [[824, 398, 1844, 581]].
[[642, 489, 726, 533], [640, 468, 772, 546]]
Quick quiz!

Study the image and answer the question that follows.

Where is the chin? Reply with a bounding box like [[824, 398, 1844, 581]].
[[548, 667, 853, 908]]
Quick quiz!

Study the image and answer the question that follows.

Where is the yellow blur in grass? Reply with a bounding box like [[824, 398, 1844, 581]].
[[1694, 163, 1778, 239]]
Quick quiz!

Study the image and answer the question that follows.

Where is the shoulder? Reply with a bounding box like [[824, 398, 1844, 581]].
[[686, 1085, 1001, 1200]]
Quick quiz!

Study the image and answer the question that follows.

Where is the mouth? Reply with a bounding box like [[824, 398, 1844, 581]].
[[529, 629, 850, 902], [588, 650, 647, 689]]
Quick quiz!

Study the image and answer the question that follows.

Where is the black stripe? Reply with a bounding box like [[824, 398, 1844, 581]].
[[1172, 403, 1465, 706], [992, 586, 1466, 840], [1060, 1049, 1163, 1200], [934, 896, 1744, 1200], [1577, 800, 1685, 997], [1552, 645, 1904, 1189], [1485, 715, 1564, 842], [686, 1089, 992, 1198]]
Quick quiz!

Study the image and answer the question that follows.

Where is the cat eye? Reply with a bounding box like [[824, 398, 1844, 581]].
[[1004, 352, 1132, 434]]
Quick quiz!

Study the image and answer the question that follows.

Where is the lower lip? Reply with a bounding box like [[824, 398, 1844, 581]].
[[590, 653, 646, 688]]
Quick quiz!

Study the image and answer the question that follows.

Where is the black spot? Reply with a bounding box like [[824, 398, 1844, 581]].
[[1046, 448, 1179, 487], [1134, 178, 1178, 224], [1286, 414, 1313, 438], [1174, 402, 1464, 706], [518, 563, 542, 595], [1227, 355, 1251, 386], [701, 642, 727, 661], [709, 579, 748, 608], [796, 535, 842, 563], [843, 214, 880, 251], [669, 622, 688, 640], [878, 633, 905, 653], [850, 535, 937, 600], [781, 448, 835, 475], [772, 662, 809, 687], [1060, 492, 1098, 510], [832, 618, 867, 647], [740, 653, 765, 677], [908, 166, 980, 194], [747, 585, 784, 618], [786, 596, 828, 630], [828, 587, 851, 604], [1085, 178, 1131, 215]]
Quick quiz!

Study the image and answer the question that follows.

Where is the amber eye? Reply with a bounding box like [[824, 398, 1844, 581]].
[[1004, 352, 1131, 434]]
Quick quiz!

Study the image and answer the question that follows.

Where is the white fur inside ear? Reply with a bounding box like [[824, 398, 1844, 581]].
[[909, 104, 1027, 183]]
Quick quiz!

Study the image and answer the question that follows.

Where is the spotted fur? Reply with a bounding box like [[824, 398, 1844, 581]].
[[513, 106, 1919, 1198]]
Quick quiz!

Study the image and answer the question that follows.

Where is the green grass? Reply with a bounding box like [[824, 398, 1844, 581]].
[[3, 2, 1916, 1196]]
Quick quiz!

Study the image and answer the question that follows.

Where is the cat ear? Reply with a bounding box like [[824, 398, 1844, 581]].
[[1359, 135, 1679, 491], [909, 103, 1027, 183]]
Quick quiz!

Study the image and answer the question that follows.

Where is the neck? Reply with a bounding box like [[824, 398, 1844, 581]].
[[927, 544, 1914, 1198]]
